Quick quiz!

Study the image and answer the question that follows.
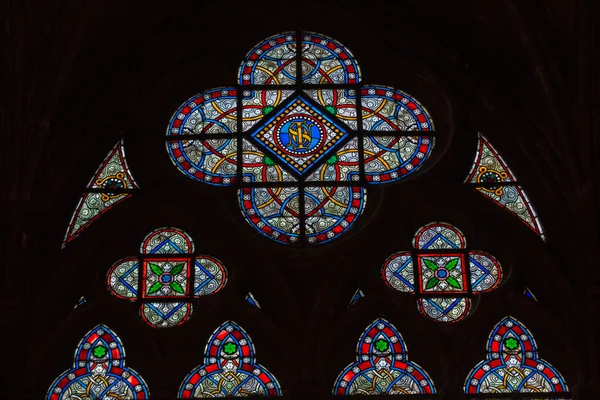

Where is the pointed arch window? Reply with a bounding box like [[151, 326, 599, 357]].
[[179, 321, 281, 397], [333, 318, 436, 395], [47, 325, 150, 399], [465, 316, 569, 397]]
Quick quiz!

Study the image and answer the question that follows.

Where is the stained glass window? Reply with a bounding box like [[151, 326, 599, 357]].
[[382, 222, 503, 322], [348, 288, 364, 307], [47, 325, 150, 400], [245, 292, 261, 308], [166, 31, 436, 246], [333, 318, 435, 395], [73, 296, 86, 309], [524, 287, 538, 301], [63, 139, 139, 248], [107, 227, 228, 328], [179, 321, 281, 397], [464, 316, 568, 396], [465, 133, 546, 241]]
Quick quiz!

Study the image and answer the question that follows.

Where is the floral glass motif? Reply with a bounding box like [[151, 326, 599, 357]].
[[466, 133, 546, 241], [63, 139, 138, 247], [179, 321, 281, 397], [107, 227, 227, 328], [465, 316, 568, 396], [47, 325, 150, 400], [333, 318, 435, 395], [382, 222, 503, 322], [166, 31, 435, 246]]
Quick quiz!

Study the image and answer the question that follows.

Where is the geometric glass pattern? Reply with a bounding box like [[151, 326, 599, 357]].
[[166, 31, 435, 246], [348, 288, 365, 307], [465, 133, 546, 241], [464, 316, 568, 396], [245, 292, 261, 308], [46, 325, 150, 400], [63, 139, 139, 248], [179, 321, 281, 397], [107, 227, 227, 328], [333, 318, 435, 395], [382, 222, 503, 322]]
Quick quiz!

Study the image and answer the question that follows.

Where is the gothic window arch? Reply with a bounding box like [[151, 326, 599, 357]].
[[464, 316, 569, 397], [41, 24, 580, 400]]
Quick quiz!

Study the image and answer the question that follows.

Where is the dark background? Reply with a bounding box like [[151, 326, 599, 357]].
[[1, 0, 598, 399]]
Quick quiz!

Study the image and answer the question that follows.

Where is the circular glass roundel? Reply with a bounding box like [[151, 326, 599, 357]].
[[274, 114, 326, 156]]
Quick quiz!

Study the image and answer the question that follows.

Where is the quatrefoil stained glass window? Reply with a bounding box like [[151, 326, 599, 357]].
[[382, 222, 503, 322], [107, 227, 228, 328], [166, 31, 435, 245]]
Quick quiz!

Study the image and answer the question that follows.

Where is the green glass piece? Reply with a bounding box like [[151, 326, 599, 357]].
[[170, 281, 185, 294], [147, 281, 163, 294], [325, 105, 337, 115], [223, 342, 238, 355], [326, 154, 339, 165], [93, 345, 108, 358], [263, 156, 275, 166], [425, 277, 440, 290], [445, 258, 459, 271], [149, 263, 163, 276], [504, 337, 519, 350], [423, 259, 438, 271], [262, 106, 274, 115], [446, 276, 462, 289], [170, 263, 185, 276], [374, 339, 389, 352]]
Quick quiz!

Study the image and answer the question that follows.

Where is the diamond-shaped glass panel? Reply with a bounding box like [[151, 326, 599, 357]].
[[251, 96, 350, 175]]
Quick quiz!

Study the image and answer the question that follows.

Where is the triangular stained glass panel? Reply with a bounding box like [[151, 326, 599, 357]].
[[466, 134, 546, 241], [465, 133, 517, 184], [245, 292, 261, 308], [348, 288, 364, 307], [524, 287, 538, 301], [63, 140, 138, 247], [73, 296, 86, 309], [88, 140, 139, 189]]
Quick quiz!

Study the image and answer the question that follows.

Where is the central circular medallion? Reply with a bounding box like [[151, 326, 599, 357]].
[[274, 114, 326, 156], [435, 268, 448, 279]]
